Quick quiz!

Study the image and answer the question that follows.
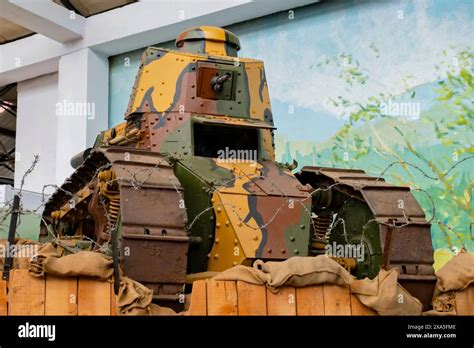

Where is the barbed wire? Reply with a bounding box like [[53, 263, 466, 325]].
[[0, 151, 472, 257], [375, 155, 474, 183]]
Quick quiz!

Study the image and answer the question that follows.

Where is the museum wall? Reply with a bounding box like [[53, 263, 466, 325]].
[[108, 0, 474, 267]]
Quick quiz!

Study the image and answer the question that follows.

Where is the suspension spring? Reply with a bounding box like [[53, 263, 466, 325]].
[[310, 213, 333, 255]]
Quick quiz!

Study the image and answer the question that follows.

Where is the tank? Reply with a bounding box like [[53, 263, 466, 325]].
[[41, 26, 436, 309]]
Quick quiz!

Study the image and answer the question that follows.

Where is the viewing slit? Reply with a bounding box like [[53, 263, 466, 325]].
[[193, 123, 259, 159]]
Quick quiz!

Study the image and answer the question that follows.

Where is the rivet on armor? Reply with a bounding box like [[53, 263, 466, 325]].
[[253, 235, 258, 241], [294, 249, 299, 254], [225, 220, 230, 226], [214, 254, 219, 259], [289, 236, 295, 241]]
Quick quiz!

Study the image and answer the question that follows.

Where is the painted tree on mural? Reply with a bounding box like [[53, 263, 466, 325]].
[[313, 48, 474, 255]]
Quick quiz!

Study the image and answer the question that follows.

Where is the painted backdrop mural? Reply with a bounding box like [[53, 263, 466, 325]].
[[109, 0, 474, 268]]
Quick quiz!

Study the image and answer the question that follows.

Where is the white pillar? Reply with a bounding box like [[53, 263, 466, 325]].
[[15, 73, 58, 194], [55, 48, 109, 186]]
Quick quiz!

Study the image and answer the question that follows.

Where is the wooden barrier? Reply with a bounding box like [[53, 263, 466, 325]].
[[2, 271, 472, 316], [188, 279, 377, 316], [0, 270, 117, 316]]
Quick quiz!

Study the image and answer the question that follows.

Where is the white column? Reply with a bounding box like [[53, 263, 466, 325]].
[[55, 48, 109, 185], [15, 73, 58, 194]]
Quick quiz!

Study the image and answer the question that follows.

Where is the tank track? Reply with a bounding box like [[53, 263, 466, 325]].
[[296, 166, 436, 310], [41, 147, 189, 307]]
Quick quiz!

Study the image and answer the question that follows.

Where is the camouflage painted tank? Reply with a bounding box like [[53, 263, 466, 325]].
[[41, 26, 436, 309]]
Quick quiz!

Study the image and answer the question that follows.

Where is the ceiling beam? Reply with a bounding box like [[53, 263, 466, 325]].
[[0, 0, 85, 43], [0, 0, 319, 85]]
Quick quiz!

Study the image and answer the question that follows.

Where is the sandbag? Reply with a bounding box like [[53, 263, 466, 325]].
[[259, 256, 354, 292], [43, 251, 113, 280], [351, 269, 423, 316], [422, 309, 457, 316], [29, 243, 60, 277], [117, 276, 180, 316], [212, 264, 268, 285], [117, 276, 154, 315], [213, 256, 353, 293], [435, 251, 474, 292], [432, 291, 456, 313]]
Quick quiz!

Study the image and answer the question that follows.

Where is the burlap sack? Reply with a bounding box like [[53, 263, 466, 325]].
[[213, 256, 354, 293], [117, 276, 179, 316], [42, 251, 113, 280], [422, 309, 457, 316], [351, 269, 423, 316], [435, 251, 474, 292], [432, 291, 456, 312], [260, 256, 354, 293], [212, 265, 269, 285], [29, 243, 60, 277], [117, 276, 153, 315]]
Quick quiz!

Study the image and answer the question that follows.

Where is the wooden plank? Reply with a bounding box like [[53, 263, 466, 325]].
[[188, 280, 207, 315], [207, 280, 237, 316], [45, 275, 78, 315], [455, 285, 474, 315], [110, 283, 117, 316], [322, 284, 351, 316], [237, 281, 267, 316], [8, 269, 45, 315], [266, 287, 296, 315], [0, 279, 7, 315], [77, 278, 111, 315], [350, 293, 377, 316], [296, 285, 324, 316]]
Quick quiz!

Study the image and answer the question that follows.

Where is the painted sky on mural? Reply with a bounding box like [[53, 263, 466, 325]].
[[231, 0, 473, 148]]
